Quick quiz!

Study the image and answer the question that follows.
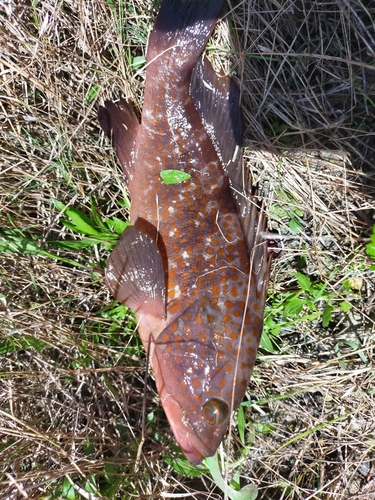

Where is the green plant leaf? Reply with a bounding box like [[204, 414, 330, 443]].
[[322, 303, 333, 327], [160, 169, 191, 184], [289, 218, 303, 234], [340, 301, 352, 313], [205, 453, 258, 500], [283, 297, 305, 318], [0, 229, 92, 270], [260, 330, 275, 352], [90, 199, 110, 232], [252, 422, 275, 435], [131, 55, 146, 68], [47, 237, 104, 250], [61, 476, 76, 500], [237, 404, 246, 444], [85, 85, 99, 104], [64, 209, 103, 236], [295, 272, 311, 291], [166, 455, 205, 477], [335, 339, 369, 366], [365, 227, 375, 258], [105, 217, 129, 234], [53, 199, 103, 236]]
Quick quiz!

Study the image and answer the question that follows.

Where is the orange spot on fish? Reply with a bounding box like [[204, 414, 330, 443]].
[[240, 256, 248, 266], [229, 332, 237, 341], [169, 302, 181, 315], [199, 331, 207, 342], [169, 322, 178, 333], [195, 315, 204, 326], [192, 379, 201, 389], [192, 263, 200, 273], [207, 314, 215, 324]]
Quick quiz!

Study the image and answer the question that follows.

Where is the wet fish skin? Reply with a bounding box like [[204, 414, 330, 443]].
[[98, 0, 273, 464]]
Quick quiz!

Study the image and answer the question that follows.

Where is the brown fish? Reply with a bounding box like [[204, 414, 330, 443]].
[[98, 0, 273, 464]]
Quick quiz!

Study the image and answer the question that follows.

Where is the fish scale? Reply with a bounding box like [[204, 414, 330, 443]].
[[98, 0, 273, 464]]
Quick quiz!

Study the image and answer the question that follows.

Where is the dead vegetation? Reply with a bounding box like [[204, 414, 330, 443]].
[[0, 0, 374, 498]]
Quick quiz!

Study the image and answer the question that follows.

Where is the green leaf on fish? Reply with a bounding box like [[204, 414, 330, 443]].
[[160, 169, 191, 184]]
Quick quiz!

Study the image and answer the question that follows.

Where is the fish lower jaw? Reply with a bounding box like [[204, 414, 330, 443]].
[[162, 395, 213, 465]]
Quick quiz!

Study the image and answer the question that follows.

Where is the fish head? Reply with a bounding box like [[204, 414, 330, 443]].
[[152, 295, 256, 464]]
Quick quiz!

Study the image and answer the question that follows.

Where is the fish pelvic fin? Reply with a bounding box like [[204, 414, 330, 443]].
[[105, 225, 166, 320], [147, 0, 225, 76], [98, 98, 140, 187]]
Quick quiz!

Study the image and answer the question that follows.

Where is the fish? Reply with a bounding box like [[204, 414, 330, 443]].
[[98, 0, 273, 464]]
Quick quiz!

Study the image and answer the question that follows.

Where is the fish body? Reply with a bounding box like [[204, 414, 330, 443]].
[[98, 0, 272, 464]]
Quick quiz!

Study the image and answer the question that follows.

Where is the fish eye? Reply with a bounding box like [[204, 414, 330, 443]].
[[202, 398, 230, 426]]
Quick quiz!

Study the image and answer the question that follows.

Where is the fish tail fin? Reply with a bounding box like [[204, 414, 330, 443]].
[[147, 0, 225, 74]]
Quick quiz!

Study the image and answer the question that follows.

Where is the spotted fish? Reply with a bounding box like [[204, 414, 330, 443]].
[[98, 0, 273, 464]]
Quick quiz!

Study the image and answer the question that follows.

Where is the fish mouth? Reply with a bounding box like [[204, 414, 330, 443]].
[[162, 396, 215, 465]]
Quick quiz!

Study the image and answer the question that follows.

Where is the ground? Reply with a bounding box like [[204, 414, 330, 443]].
[[0, 0, 374, 499]]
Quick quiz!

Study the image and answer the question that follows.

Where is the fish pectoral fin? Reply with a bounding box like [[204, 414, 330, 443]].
[[105, 225, 166, 320], [97, 98, 139, 186]]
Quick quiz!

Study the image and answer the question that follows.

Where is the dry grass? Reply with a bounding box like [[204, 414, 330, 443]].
[[0, 0, 374, 498]]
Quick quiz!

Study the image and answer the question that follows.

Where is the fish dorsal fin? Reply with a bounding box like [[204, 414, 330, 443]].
[[191, 58, 270, 274], [105, 225, 166, 320], [97, 98, 140, 187], [190, 57, 244, 201]]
